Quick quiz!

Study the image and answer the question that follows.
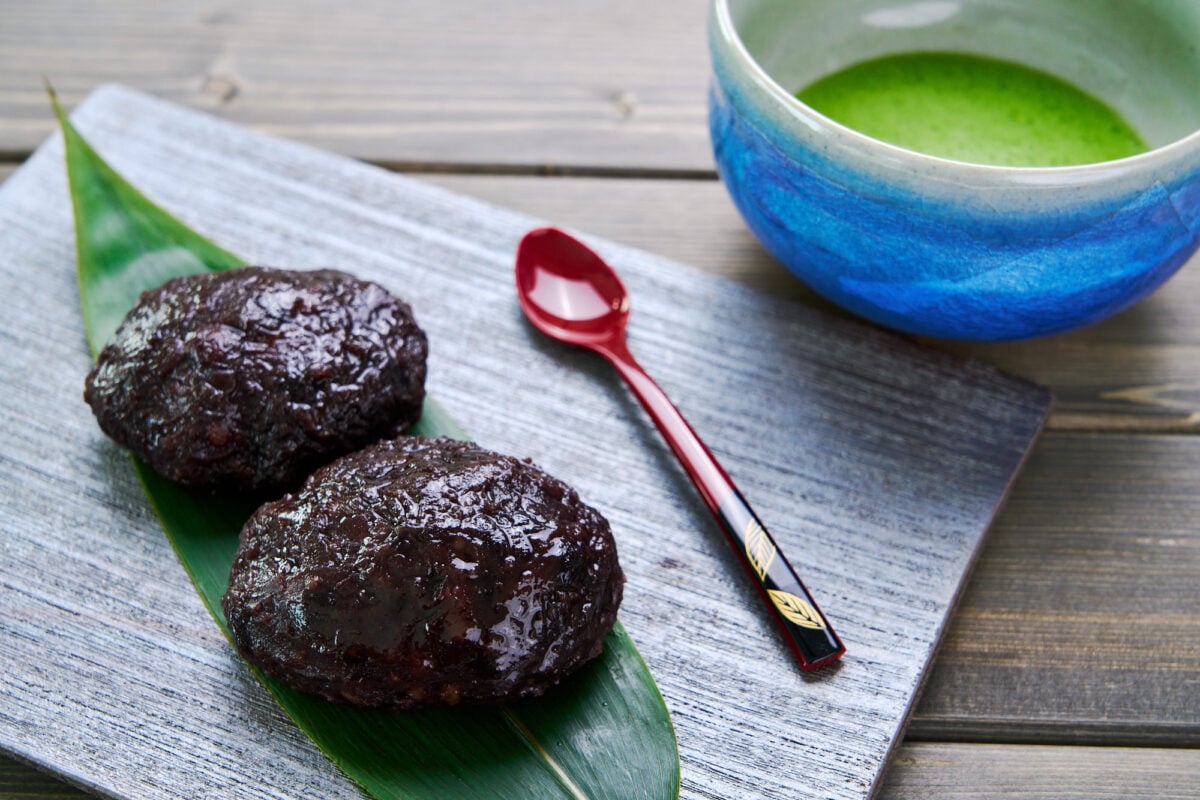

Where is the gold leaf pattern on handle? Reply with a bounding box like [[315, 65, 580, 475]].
[[744, 518, 775, 581], [768, 590, 827, 630]]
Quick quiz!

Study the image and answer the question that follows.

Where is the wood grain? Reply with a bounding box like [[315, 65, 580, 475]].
[[424, 174, 1200, 432], [879, 743, 1200, 799], [3, 162, 1199, 431], [3, 85, 1196, 797], [0, 0, 712, 170], [912, 433, 1200, 745], [6, 743, 1200, 800], [4, 423, 1195, 800], [2, 0, 1197, 794], [0, 85, 1048, 800], [4, 151, 1199, 753], [7, 0, 1200, 432]]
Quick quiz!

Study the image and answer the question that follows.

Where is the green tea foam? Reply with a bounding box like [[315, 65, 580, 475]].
[[797, 52, 1148, 167]]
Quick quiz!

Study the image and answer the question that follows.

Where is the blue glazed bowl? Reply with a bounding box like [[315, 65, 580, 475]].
[[709, 0, 1200, 340]]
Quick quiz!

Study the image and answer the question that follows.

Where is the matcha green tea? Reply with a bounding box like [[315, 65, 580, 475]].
[[796, 52, 1148, 166]]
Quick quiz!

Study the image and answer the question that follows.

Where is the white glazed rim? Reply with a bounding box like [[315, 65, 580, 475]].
[[711, 0, 1200, 183]]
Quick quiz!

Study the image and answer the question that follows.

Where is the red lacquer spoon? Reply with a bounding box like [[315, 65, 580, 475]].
[[515, 227, 845, 671]]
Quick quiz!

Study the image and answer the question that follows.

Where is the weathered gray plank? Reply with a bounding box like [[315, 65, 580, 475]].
[[879, 743, 1200, 799], [0, 0, 711, 170], [912, 432, 1200, 744], [3, 160, 1198, 430], [0, 86, 1048, 800], [8, 743, 1200, 800], [423, 174, 1200, 432], [425, 174, 819, 303], [6, 149, 1200, 746], [6, 137, 1200, 751], [7, 0, 1200, 431]]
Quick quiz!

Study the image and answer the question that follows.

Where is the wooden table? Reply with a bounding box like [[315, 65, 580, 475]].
[[1, 2, 1197, 797]]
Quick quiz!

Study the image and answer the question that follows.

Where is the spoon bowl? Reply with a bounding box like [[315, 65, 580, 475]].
[[515, 227, 845, 672], [515, 228, 630, 347]]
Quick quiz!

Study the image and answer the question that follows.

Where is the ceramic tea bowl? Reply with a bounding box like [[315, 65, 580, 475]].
[[708, 0, 1200, 340]]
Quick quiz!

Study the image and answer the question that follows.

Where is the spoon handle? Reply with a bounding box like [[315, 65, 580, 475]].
[[595, 338, 845, 671]]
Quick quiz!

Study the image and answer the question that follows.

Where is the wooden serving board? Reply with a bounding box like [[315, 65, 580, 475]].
[[0, 86, 1050, 799]]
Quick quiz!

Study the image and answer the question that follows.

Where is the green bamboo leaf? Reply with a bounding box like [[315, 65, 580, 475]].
[[53, 89, 679, 800]]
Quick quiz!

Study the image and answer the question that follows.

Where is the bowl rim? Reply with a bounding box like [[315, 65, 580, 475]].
[[711, 0, 1200, 180]]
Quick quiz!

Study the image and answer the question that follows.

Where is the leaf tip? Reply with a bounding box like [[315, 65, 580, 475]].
[[45, 78, 69, 127]]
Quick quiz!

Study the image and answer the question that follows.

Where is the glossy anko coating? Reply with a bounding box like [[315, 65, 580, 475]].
[[222, 436, 624, 709], [84, 267, 427, 491]]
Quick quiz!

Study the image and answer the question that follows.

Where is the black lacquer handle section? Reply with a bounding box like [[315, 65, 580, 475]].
[[716, 490, 844, 670], [592, 336, 845, 672]]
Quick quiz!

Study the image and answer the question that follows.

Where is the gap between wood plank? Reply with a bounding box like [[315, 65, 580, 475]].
[[905, 718, 1200, 748], [373, 160, 717, 180], [2, 154, 719, 180]]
